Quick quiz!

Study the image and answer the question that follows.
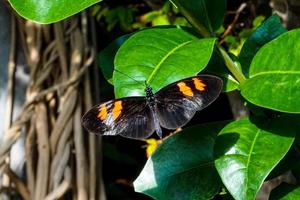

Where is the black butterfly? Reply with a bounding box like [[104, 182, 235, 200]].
[[81, 75, 222, 139]]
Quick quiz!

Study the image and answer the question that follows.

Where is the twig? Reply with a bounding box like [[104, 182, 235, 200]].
[[4, 13, 16, 131], [89, 12, 106, 200], [2, 11, 17, 193], [84, 72, 97, 200], [49, 88, 77, 154], [3, 165, 30, 200], [0, 106, 33, 157], [53, 142, 71, 189], [54, 23, 68, 80], [24, 48, 94, 107], [45, 167, 72, 200], [82, 11, 97, 200], [221, 3, 247, 39], [25, 116, 36, 197], [34, 103, 50, 200], [49, 119, 72, 190], [74, 98, 88, 200]]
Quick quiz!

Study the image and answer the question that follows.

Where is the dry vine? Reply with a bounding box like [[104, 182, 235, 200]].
[[0, 10, 106, 200]]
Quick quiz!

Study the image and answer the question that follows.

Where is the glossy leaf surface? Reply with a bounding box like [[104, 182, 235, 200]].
[[241, 74, 300, 113], [114, 26, 216, 98], [241, 29, 300, 113], [134, 123, 227, 200], [215, 116, 297, 200], [9, 0, 101, 24]]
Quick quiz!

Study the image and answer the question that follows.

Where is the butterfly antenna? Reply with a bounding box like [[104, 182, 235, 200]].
[[114, 69, 145, 86]]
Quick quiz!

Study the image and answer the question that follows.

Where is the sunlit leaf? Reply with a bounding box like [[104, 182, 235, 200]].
[[241, 29, 300, 113], [9, 0, 101, 24], [215, 116, 297, 200], [114, 26, 216, 98]]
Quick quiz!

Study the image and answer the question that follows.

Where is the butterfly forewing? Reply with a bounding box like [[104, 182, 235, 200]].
[[81, 97, 156, 139], [155, 75, 222, 129]]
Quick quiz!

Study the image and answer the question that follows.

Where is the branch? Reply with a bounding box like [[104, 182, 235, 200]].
[[221, 3, 247, 40]]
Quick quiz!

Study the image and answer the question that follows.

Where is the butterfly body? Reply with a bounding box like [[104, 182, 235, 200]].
[[144, 85, 163, 137], [82, 75, 222, 139]]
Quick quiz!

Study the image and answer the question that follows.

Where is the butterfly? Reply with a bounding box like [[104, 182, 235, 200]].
[[81, 75, 222, 139]]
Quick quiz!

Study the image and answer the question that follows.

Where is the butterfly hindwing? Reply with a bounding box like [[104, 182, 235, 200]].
[[155, 75, 222, 129], [81, 97, 156, 139]]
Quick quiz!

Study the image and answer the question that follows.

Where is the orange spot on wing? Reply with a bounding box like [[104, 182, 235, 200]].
[[177, 82, 194, 96], [112, 101, 123, 120], [98, 105, 108, 120], [192, 78, 206, 91]]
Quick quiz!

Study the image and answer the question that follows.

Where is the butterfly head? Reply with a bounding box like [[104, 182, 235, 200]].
[[145, 85, 153, 98]]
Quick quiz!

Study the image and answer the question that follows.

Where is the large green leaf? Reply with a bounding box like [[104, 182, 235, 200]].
[[270, 184, 300, 200], [170, 0, 226, 35], [239, 15, 286, 76], [134, 123, 227, 200], [215, 116, 297, 200], [241, 29, 300, 113], [114, 26, 216, 98], [8, 0, 101, 24]]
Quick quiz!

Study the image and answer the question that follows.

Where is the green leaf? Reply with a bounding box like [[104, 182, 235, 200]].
[[241, 29, 300, 113], [239, 15, 286, 76], [8, 0, 101, 24], [97, 34, 131, 84], [170, 0, 226, 35], [252, 15, 266, 28], [134, 122, 228, 200], [204, 50, 239, 92], [241, 74, 300, 113], [114, 26, 216, 98], [215, 116, 297, 200], [270, 183, 300, 200]]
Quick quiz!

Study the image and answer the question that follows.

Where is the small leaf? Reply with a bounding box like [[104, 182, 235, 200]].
[[252, 15, 266, 28], [8, 0, 101, 24], [215, 116, 297, 200], [97, 34, 131, 84], [170, 0, 226, 35], [241, 29, 300, 113], [134, 123, 228, 200], [114, 26, 216, 98], [239, 15, 286, 76]]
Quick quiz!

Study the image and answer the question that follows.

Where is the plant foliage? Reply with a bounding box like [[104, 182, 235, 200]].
[[8, 0, 300, 199]]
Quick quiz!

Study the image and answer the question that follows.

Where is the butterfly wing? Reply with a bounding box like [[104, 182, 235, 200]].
[[81, 97, 155, 139], [155, 75, 223, 129]]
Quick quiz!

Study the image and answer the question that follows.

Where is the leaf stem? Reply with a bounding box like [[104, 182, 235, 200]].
[[218, 46, 246, 83]]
